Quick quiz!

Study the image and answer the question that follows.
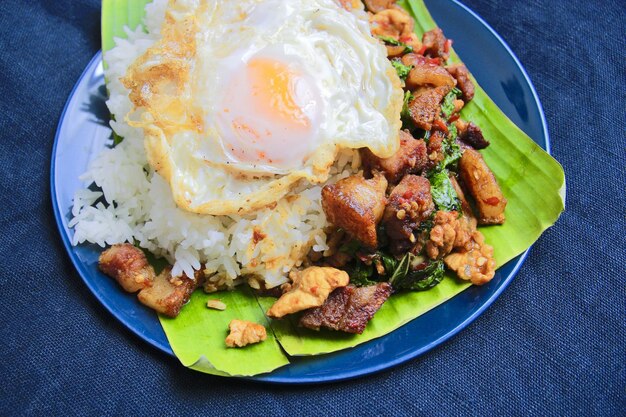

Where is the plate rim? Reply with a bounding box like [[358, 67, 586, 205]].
[[51, 0, 551, 384], [50, 50, 174, 356]]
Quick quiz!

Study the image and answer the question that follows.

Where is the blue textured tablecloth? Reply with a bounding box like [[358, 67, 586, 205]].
[[1, 0, 624, 415]]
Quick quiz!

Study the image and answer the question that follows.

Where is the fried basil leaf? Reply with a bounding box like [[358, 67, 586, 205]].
[[377, 35, 414, 53], [394, 260, 445, 291], [441, 87, 462, 119], [391, 59, 413, 80], [440, 136, 462, 169], [339, 239, 361, 255], [348, 261, 377, 287], [428, 169, 461, 212]]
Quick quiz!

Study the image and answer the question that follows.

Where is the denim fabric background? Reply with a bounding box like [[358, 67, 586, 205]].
[[0, 0, 623, 415]]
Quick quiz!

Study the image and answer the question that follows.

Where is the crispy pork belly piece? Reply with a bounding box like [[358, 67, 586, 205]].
[[98, 243, 203, 317], [459, 122, 490, 150], [400, 52, 422, 67], [370, 8, 421, 50], [361, 130, 428, 183], [444, 231, 496, 285], [383, 175, 435, 252], [446, 64, 475, 102], [299, 283, 392, 334], [266, 267, 350, 319], [321, 172, 388, 249], [364, 0, 397, 13], [98, 243, 155, 293], [425, 210, 475, 260], [422, 28, 449, 60], [137, 267, 203, 318], [407, 86, 450, 131], [404, 57, 456, 91], [459, 149, 507, 225], [225, 319, 267, 348]]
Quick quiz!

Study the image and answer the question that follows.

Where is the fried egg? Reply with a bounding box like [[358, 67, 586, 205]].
[[122, 0, 403, 215]]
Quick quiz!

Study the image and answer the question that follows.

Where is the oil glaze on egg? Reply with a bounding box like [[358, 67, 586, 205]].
[[122, 0, 403, 215]]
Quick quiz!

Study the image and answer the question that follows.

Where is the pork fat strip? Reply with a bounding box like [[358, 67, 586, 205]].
[[299, 283, 392, 334]]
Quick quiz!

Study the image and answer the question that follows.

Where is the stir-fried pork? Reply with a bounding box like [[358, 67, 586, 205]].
[[425, 130, 446, 169], [459, 122, 490, 150], [137, 266, 204, 318], [364, 0, 397, 13], [370, 8, 421, 50], [383, 175, 435, 253], [446, 64, 475, 102], [266, 267, 349, 318], [99, 243, 155, 292], [404, 57, 456, 91], [361, 130, 428, 183], [459, 149, 507, 224], [407, 86, 450, 130], [99, 243, 203, 317], [422, 28, 449, 60], [299, 283, 392, 334], [321, 172, 388, 249]]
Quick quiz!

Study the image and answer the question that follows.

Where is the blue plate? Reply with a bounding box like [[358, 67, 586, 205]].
[[51, 0, 549, 383]]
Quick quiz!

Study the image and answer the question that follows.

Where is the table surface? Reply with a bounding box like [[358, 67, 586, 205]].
[[1, 0, 624, 415]]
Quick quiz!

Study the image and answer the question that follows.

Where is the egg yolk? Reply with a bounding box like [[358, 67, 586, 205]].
[[217, 55, 320, 167], [248, 58, 310, 130]]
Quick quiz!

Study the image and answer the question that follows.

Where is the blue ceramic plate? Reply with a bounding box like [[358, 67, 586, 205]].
[[52, 0, 549, 383]]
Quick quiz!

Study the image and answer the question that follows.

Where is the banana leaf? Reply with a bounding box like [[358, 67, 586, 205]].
[[159, 288, 289, 376], [101, 0, 565, 374], [101, 0, 151, 52]]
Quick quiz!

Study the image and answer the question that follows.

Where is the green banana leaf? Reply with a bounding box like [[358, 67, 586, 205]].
[[101, 0, 151, 52], [101, 0, 565, 374], [159, 288, 289, 376]]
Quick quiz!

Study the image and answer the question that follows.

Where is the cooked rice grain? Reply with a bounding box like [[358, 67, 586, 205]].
[[70, 0, 360, 288]]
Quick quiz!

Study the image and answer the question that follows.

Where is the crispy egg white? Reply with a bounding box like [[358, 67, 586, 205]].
[[122, 0, 403, 215]]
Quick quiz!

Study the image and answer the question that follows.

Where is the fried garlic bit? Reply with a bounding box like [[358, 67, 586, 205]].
[[206, 299, 226, 311], [266, 267, 350, 319], [225, 320, 267, 348]]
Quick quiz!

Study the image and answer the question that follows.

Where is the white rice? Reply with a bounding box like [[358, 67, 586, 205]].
[[69, 0, 360, 289]]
